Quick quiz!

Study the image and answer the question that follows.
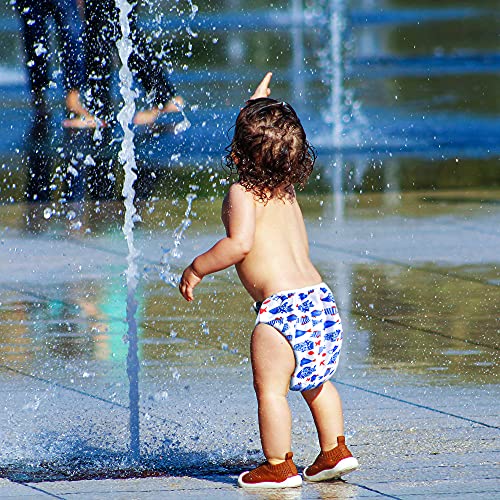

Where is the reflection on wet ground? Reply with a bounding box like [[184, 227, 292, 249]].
[[353, 264, 498, 383], [1, 190, 497, 385], [1, 243, 496, 386]]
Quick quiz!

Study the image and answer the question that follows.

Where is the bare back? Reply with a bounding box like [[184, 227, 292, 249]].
[[224, 188, 322, 301]]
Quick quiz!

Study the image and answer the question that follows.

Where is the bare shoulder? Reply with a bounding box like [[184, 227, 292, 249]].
[[229, 182, 253, 197], [222, 183, 256, 227], [225, 182, 255, 206]]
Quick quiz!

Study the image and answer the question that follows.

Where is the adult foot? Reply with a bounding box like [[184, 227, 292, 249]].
[[63, 89, 101, 129], [62, 114, 100, 129], [133, 96, 185, 125], [303, 436, 358, 482], [238, 452, 302, 489]]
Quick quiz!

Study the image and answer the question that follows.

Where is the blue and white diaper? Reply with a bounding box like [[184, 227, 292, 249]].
[[255, 283, 343, 391]]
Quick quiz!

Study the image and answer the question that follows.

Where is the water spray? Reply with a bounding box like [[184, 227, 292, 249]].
[[115, 0, 141, 462]]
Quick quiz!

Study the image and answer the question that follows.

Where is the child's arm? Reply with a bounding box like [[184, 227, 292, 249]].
[[179, 184, 255, 302]]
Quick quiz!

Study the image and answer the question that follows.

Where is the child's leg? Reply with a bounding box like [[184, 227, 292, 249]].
[[302, 381, 344, 451], [302, 381, 358, 482], [251, 323, 295, 465]]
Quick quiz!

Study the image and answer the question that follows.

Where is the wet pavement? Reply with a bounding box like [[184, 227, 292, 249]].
[[0, 190, 498, 498]]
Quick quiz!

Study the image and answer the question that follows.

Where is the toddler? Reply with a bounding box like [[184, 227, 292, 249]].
[[179, 73, 358, 488]]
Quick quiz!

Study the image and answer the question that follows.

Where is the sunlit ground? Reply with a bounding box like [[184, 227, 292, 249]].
[[0, 188, 498, 486]]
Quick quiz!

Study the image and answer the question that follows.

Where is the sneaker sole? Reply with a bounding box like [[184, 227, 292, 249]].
[[303, 456, 359, 482], [238, 472, 303, 489]]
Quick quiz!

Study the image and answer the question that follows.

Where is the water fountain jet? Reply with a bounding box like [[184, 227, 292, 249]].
[[115, 0, 141, 462]]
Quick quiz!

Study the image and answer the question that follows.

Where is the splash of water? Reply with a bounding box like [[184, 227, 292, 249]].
[[159, 192, 197, 287], [173, 113, 191, 135], [330, 0, 348, 221], [310, 0, 347, 221], [291, 0, 305, 102], [329, 0, 345, 148], [170, 0, 197, 135], [115, 0, 140, 462]]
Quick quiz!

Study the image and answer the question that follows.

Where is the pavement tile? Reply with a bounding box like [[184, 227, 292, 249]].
[[27, 477, 372, 499], [0, 479, 48, 498]]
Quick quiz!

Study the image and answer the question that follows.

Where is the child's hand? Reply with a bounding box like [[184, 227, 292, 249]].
[[179, 264, 202, 302], [249, 72, 272, 100]]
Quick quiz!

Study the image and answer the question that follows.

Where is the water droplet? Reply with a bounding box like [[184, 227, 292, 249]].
[[84, 155, 96, 166], [174, 118, 191, 134], [67, 166, 78, 177]]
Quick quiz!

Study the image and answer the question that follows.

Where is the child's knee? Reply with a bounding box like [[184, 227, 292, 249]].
[[254, 385, 288, 403], [253, 373, 290, 399]]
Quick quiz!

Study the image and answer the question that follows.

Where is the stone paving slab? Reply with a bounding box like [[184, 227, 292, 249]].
[[1, 377, 497, 499], [2, 472, 497, 499], [356, 479, 500, 499], [0, 479, 47, 498], [21, 476, 380, 499]]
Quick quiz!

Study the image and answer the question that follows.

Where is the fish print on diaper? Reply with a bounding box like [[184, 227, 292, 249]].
[[256, 283, 343, 391]]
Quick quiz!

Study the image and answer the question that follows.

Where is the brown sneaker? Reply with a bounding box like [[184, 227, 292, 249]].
[[304, 436, 358, 482], [238, 451, 302, 489]]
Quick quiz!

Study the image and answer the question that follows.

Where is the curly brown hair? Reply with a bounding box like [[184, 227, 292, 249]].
[[225, 97, 316, 203]]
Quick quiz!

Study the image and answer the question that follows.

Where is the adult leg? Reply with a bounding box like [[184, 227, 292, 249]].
[[126, 3, 183, 124], [16, 0, 53, 201], [83, 0, 117, 124], [16, 0, 50, 115], [52, 0, 97, 126], [51, 0, 86, 93], [251, 323, 295, 464], [302, 381, 344, 452], [127, 3, 177, 104], [25, 115, 52, 203]]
